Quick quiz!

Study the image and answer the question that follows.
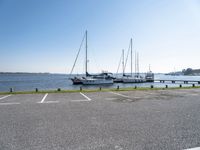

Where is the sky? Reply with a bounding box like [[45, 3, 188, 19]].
[[0, 0, 200, 74]]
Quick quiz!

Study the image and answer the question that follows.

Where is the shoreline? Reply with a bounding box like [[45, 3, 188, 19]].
[[1, 86, 200, 95]]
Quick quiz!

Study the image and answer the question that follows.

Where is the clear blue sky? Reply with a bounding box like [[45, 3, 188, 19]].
[[0, 0, 200, 73]]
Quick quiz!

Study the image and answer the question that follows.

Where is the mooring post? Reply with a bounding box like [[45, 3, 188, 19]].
[[10, 88, 13, 93], [165, 85, 168, 88], [35, 88, 38, 92]]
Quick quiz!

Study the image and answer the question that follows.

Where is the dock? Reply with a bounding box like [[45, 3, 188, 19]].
[[155, 80, 200, 84]]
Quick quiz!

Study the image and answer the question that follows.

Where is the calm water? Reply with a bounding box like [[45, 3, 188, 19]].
[[0, 73, 200, 92]]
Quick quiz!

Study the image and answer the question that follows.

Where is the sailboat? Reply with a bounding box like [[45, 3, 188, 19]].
[[70, 30, 114, 85], [122, 38, 145, 83]]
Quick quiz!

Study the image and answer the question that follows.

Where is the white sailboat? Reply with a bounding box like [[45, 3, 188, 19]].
[[122, 38, 145, 83], [70, 30, 113, 85]]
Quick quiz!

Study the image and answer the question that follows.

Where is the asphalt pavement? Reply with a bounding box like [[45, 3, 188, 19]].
[[0, 89, 200, 150]]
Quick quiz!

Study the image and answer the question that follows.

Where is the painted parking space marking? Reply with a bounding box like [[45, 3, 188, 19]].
[[109, 92, 129, 98], [139, 91, 158, 96], [130, 96, 141, 99], [0, 95, 12, 100], [71, 99, 91, 102], [38, 93, 48, 103], [40, 101, 59, 104], [185, 147, 200, 150], [37, 93, 60, 104], [147, 92, 155, 95], [105, 98, 118, 101], [79, 92, 91, 101], [0, 102, 20, 105], [186, 93, 199, 96]]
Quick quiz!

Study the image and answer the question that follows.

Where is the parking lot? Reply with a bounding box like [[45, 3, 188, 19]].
[[0, 89, 200, 150]]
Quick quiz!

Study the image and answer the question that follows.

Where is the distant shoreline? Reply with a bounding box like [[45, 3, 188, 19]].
[[1, 72, 200, 76], [0, 72, 62, 75]]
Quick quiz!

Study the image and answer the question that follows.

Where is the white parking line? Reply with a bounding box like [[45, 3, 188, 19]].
[[71, 99, 91, 102], [109, 92, 129, 98], [41, 101, 59, 104], [0, 95, 12, 100], [187, 93, 199, 96], [0, 102, 20, 105], [80, 92, 91, 101], [38, 93, 48, 103], [105, 98, 118, 101], [185, 147, 200, 150], [133, 96, 141, 99], [141, 91, 157, 95]]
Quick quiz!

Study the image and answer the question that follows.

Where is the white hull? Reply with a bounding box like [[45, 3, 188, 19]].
[[114, 77, 124, 83], [145, 71, 154, 82], [81, 78, 113, 85], [123, 77, 145, 83]]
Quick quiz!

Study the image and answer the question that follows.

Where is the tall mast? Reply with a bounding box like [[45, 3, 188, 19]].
[[137, 52, 139, 76], [149, 64, 151, 72], [135, 50, 137, 76], [122, 49, 125, 76], [85, 30, 88, 76], [131, 38, 133, 77]]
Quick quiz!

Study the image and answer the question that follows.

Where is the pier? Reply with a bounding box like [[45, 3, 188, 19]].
[[156, 80, 200, 84]]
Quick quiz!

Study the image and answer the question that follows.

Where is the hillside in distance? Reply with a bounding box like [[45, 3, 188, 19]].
[[182, 68, 200, 76]]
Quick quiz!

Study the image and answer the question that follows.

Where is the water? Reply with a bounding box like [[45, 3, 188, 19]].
[[0, 73, 200, 92]]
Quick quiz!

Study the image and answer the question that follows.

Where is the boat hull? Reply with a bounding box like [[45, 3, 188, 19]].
[[145, 78, 154, 82], [145, 72, 154, 82], [122, 78, 145, 83], [81, 78, 113, 85], [114, 78, 124, 83], [71, 78, 83, 85]]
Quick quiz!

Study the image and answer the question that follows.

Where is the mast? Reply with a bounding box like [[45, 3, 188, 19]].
[[116, 52, 121, 75], [85, 30, 88, 76], [69, 31, 86, 77], [135, 50, 137, 76], [131, 38, 133, 77], [149, 64, 151, 72], [122, 49, 125, 76], [137, 52, 139, 76]]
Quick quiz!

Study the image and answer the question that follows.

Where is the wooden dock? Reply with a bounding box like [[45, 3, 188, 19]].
[[155, 80, 200, 84]]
